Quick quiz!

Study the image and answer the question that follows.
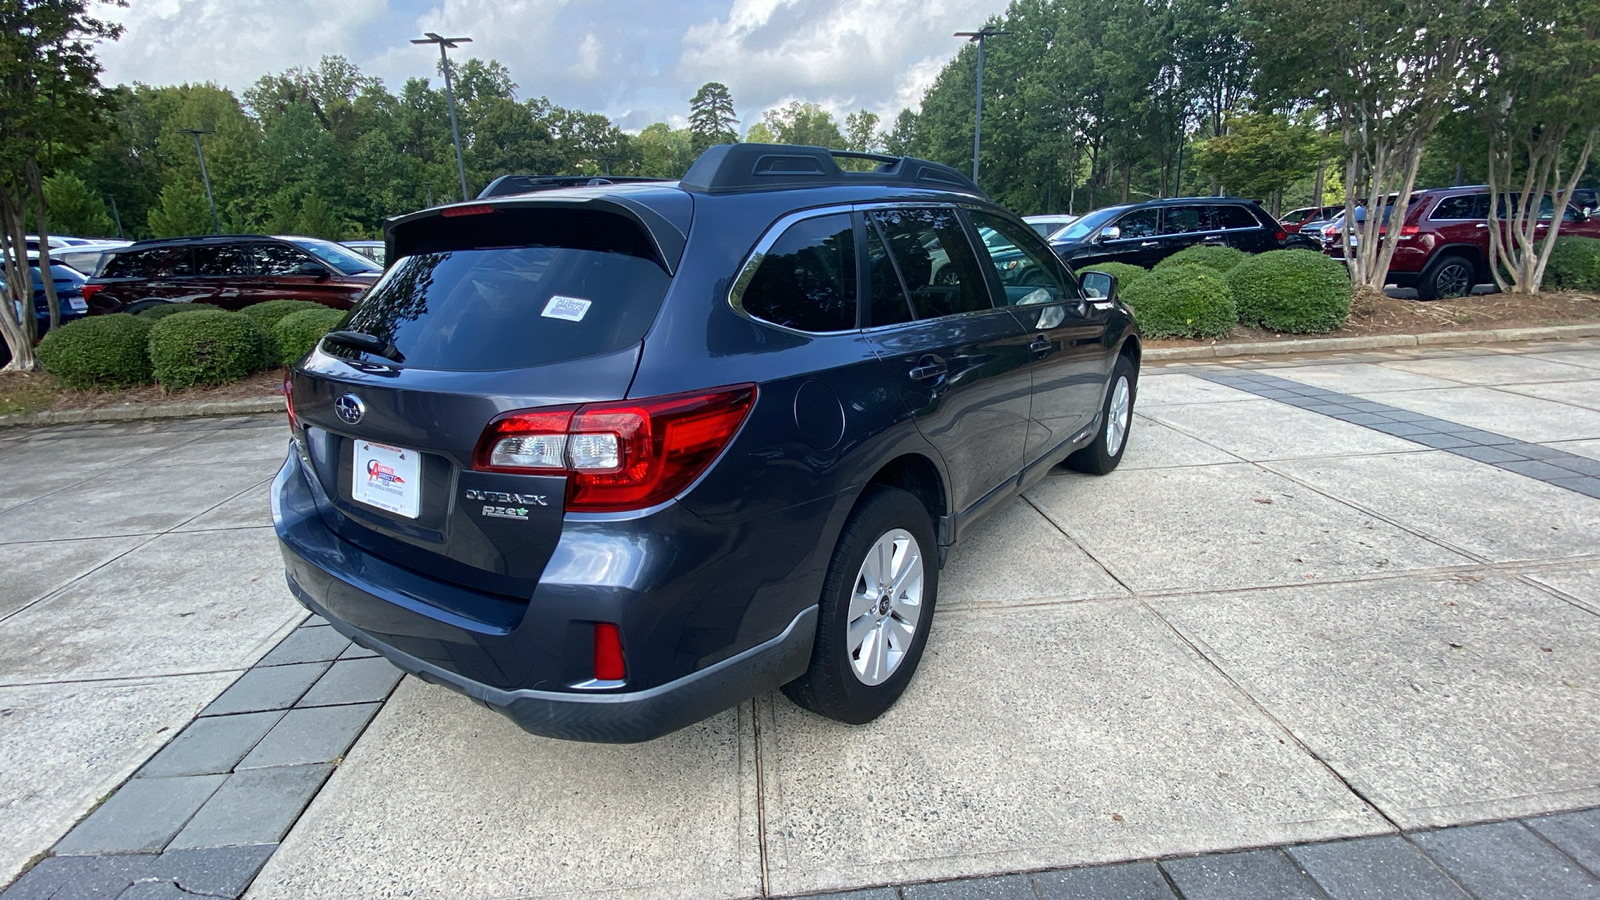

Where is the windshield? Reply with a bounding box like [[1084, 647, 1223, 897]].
[[286, 237, 382, 275], [1052, 207, 1124, 243]]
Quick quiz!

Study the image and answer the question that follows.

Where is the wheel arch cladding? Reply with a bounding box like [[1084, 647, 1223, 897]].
[[866, 454, 946, 524]]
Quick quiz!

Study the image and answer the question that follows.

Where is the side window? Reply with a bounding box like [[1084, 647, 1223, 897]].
[[869, 207, 993, 320], [1161, 205, 1212, 235], [1430, 196, 1482, 220], [194, 244, 255, 277], [866, 221, 914, 328], [253, 243, 315, 276], [735, 213, 857, 333], [1115, 209, 1159, 239], [969, 212, 1072, 307], [1214, 206, 1258, 230], [104, 247, 192, 278]]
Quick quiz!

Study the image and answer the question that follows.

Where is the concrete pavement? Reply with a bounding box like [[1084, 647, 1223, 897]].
[[2, 339, 1599, 899]]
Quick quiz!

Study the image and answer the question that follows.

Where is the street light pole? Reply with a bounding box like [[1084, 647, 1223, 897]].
[[176, 128, 220, 234], [412, 32, 473, 202], [954, 27, 1009, 186]]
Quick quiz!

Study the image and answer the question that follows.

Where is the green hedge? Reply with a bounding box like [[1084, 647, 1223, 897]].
[[1226, 249, 1352, 334], [36, 314, 154, 389], [1075, 261, 1150, 291], [137, 302, 217, 321], [1120, 265, 1237, 339], [239, 299, 328, 331], [273, 307, 347, 364], [147, 310, 272, 390], [1154, 243, 1249, 275], [1544, 236, 1600, 292]]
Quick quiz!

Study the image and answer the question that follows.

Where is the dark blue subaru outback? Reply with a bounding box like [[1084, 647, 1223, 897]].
[[273, 144, 1140, 742]]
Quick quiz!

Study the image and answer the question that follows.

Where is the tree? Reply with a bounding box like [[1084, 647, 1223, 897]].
[[762, 102, 845, 148], [688, 82, 738, 153], [146, 182, 213, 237], [636, 122, 696, 177], [745, 122, 777, 144], [41, 172, 113, 236], [1249, 0, 1483, 291], [845, 110, 882, 153], [0, 0, 120, 370], [1191, 112, 1327, 211], [1477, 0, 1600, 293], [884, 109, 919, 156]]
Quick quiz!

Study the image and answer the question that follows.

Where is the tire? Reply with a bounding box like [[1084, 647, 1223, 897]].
[[1417, 254, 1476, 301], [1066, 355, 1137, 475], [781, 485, 939, 724]]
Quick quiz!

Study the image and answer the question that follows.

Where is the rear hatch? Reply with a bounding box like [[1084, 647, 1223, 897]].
[[289, 202, 684, 600]]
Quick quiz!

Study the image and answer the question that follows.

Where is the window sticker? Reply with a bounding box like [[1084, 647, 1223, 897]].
[[542, 295, 592, 322]]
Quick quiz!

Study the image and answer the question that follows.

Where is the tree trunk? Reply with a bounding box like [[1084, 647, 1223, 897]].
[[25, 160, 61, 332], [0, 180, 39, 371]]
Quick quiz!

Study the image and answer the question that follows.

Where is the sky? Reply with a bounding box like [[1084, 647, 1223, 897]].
[[96, 0, 1012, 133]]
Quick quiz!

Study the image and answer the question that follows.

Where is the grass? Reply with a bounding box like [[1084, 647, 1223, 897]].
[[0, 370, 64, 417]]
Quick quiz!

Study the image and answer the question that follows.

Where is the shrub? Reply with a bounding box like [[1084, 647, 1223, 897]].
[[147, 309, 272, 390], [1154, 243, 1248, 275], [1119, 265, 1237, 339], [137, 302, 217, 321], [1544, 236, 1600, 292], [273, 307, 347, 365], [239, 299, 328, 331], [35, 314, 154, 389], [1226, 249, 1352, 334], [1075, 261, 1150, 291]]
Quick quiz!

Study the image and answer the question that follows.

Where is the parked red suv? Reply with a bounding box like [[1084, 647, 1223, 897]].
[[1321, 186, 1600, 300], [82, 235, 380, 315]]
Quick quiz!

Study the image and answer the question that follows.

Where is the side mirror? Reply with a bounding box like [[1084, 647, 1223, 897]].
[[1098, 225, 1122, 243], [294, 261, 329, 279], [1080, 270, 1118, 303]]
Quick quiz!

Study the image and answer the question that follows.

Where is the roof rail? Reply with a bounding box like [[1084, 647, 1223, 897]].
[[477, 174, 672, 199], [679, 144, 985, 198]]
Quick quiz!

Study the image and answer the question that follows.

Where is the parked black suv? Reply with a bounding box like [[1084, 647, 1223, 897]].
[[1048, 197, 1286, 269], [274, 144, 1141, 742]]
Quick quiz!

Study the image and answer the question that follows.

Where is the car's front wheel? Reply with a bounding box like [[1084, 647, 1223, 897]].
[[1066, 354, 1137, 475], [782, 485, 938, 724]]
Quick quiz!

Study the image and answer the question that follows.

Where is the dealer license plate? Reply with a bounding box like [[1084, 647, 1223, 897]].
[[67, 296, 87, 313], [352, 440, 421, 518]]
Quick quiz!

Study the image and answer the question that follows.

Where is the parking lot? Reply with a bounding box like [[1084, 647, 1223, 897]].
[[2, 338, 1599, 899]]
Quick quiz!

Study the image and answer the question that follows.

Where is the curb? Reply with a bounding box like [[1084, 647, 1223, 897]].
[[1144, 322, 1600, 362], [0, 396, 283, 430]]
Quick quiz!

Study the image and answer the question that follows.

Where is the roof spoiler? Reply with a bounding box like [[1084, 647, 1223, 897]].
[[679, 144, 985, 198]]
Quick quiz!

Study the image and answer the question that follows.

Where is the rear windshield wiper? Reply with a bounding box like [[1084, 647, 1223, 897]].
[[323, 330, 404, 363]]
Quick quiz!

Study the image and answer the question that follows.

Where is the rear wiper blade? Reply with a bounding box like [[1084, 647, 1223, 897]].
[[323, 330, 404, 362]]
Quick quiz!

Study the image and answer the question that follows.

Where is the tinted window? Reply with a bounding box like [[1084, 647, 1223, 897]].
[[1431, 195, 1488, 220], [1214, 206, 1259, 230], [342, 236, 669, 372], [288, 237, 382, 275], [253, 243, 316, 276], [866, 222, 914, 327], [1053, 207, 1122, 243], [970, 212, 1072, 306], [736, 213, 857, 332], [103, 247, 192, 278], [870, 207, 992, 319], [1161, 206, 1212, 235], [1114, 208, 1159, 239], [194, 244, 255, 277]]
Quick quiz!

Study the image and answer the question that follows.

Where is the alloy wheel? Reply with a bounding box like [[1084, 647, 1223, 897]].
[[846, 528, 924, 686]]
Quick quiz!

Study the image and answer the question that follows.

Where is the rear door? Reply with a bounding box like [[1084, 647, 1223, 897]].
[[968, 210, 1105, 470], [1215, 204, 1274, 253], [289, 207, 675, 598], [863, 206, 1033, 521], [192, 243, 257, 310], [1157, 204, 1217, 258]]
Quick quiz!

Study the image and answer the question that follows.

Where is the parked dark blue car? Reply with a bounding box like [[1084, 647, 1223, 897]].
[[2, 261, 89, 363], [274, 144, 1141, 742]]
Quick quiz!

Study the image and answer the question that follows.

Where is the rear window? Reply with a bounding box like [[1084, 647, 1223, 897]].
[[341, 211, 670, 371], [1214, 206, 1260, 230], [102, 247, 192, 278]]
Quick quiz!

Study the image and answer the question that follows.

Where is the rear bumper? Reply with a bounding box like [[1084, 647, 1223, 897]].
[[272, 448, 821, 743], [284, 571, 815, 742]]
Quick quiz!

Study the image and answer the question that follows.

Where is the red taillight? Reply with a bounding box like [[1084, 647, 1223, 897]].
[[1274, 230, 1287, 242], [474, 385, 757, 512], [441, 204, 496, 217], [282, 372, 298, 431], [593, 623, 625, 681], [80, 283, 105, 304], [1400, 224, 1420, 237]]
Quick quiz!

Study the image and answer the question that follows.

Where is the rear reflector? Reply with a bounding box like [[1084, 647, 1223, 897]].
[[594, 624, 625, 681], [282, 372, 298, 431], [1274, 230, 1287, 242], [474, 385, 757, 512], [79, 283, 105, 303]]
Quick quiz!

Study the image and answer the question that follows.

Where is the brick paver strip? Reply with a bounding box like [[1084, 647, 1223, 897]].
[[901, 873, 1039, 899], [295, 656, 404, 706], [167, 764, 333, 850], [255, 624, 351, 667], [1288, 836, 1471, 899], [1524, 808, 1600, 875], [137, 711, 284, 778], [1412, 821, 1600, 898], [1192, 369, 1600, 498], [53, 775, 226, 855], [1160, 849, 1326, 900], [1033, 862, 1178, 899], [199, 661, 329, 716], [236, 702, 380, 769]]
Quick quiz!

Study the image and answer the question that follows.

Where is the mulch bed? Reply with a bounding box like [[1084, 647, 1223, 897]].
[[0, 368, 286, 418]]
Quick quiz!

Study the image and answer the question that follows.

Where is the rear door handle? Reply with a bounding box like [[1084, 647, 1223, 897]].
[[1029, 336, 1053, 357], [908, 360, 948, 381], [1139, 241, 1161, 248]]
